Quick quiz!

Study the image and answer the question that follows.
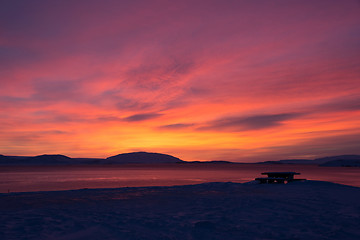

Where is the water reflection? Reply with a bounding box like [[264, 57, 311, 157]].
[[0, 164, 359, 193]]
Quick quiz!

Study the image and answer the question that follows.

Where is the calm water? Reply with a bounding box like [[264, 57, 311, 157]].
[[1, 164, 360, 193]]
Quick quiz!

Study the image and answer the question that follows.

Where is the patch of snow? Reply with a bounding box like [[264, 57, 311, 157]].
[[0, 181, 360, 240], [242, 180, 260, 185]]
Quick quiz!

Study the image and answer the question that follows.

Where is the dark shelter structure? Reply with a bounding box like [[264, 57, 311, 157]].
[[255, 172, 306, 184]]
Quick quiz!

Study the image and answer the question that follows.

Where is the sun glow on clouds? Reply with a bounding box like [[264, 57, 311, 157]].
[[1, 0, 360, 161]]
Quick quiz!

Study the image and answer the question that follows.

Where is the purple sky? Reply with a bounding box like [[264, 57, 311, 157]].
[[1, 0, 360, 161]]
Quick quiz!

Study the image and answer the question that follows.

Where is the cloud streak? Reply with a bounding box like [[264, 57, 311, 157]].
[[199, 113, 301, 132], [123, 113, 163, 122], [158, 123, 194, 130], [0, 0, 359, 160]]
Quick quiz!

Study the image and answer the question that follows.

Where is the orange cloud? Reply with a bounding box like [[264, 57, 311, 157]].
[[1, 0, 360, 161]]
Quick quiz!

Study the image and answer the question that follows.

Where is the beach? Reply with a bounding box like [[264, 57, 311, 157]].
[[1, 181, 360, 240]]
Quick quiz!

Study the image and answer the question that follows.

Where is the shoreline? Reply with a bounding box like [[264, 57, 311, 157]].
[[2, 164, 360, 194], [1, 179, 359, 195]]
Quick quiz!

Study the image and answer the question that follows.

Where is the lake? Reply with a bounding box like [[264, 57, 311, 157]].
[[1, 163, 360, 193]]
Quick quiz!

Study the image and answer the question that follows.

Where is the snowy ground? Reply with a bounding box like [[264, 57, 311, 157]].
[[1, 181, 360, 240]]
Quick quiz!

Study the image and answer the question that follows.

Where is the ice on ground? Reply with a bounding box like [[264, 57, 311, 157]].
[[1, 181, 360, 240]]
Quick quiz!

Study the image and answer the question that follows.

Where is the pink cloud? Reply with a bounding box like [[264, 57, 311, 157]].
[[1, 0, 360, 160]]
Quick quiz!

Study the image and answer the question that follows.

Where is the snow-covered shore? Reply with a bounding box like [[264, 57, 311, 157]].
[[1, 181, 360, 240]]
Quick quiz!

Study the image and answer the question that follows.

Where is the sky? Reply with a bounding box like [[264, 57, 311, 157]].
[[1, 0, 360, 162]]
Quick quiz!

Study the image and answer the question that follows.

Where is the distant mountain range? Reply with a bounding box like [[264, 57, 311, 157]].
[[0, 154, 102, 165], [0, 152, 184, 165], [257, 155, 360, 167], [1, 153, 359, 167]]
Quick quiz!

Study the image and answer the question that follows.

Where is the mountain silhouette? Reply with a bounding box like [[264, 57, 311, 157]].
[[106, 152, 183, 164]]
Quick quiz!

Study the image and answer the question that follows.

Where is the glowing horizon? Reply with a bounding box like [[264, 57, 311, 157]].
[[1, 0, 360, 162]]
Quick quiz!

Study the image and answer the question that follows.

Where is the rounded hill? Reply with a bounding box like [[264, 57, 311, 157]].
[[106, 152, 183, 164]]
